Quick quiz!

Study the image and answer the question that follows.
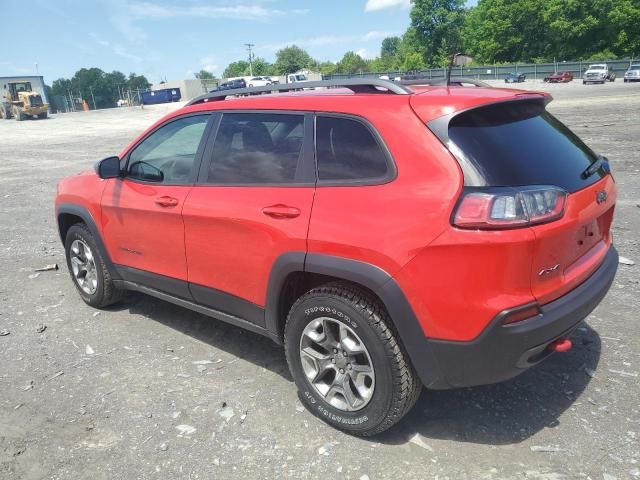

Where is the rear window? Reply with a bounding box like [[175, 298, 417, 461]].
[[447, 100, 605, 192]]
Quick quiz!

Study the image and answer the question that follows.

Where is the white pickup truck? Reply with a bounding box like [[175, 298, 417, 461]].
[[582, 64, 616, 84]]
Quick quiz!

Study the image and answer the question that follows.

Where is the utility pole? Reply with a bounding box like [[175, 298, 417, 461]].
[[89, 86, 97, 110], [244, 43, 255, 76]]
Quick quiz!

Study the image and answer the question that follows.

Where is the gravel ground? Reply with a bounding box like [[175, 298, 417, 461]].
[[0, 82, 639, 480]]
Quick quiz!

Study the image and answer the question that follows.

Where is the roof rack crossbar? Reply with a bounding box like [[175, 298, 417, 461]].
[[398, 77, 491, 88], [186, 78, 412, 106]]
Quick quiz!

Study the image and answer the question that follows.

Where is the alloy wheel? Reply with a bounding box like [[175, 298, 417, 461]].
[[299, 317, 375, 411], [70, 239, 98, 295]]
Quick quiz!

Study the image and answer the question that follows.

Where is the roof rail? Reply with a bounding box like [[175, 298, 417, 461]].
[[399, 77, 491, 88], [186, 78, 412, 106]]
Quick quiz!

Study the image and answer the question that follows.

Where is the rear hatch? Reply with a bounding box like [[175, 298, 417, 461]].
[[430, 97, 615, 305]]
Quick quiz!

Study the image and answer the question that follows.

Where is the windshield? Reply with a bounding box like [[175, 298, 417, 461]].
[[589, 66, 605, 70], [295, 75, 307, 81], [629, 65, 640, 70], [446, 100, 605, 192]]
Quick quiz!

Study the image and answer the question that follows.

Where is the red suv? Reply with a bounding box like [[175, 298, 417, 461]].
[[55, 79, 618, 436]]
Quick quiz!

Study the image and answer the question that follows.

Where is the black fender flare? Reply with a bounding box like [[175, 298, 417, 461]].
[[56, 203, 121, 280], [265, 251, 443, 387]]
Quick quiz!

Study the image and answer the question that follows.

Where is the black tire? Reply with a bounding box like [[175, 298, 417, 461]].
[[64, 224, 123, 308], [38, 112, 47, 119], [284, 282, 422, 436]]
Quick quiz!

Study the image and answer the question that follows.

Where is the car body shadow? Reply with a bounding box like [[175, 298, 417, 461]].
[[107, 293, 600, 445], [107, 291, 292, 381], [378, 323, 601, 445]]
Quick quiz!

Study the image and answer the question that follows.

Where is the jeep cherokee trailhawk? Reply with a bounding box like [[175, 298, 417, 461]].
[[55, 79, 618, 436]]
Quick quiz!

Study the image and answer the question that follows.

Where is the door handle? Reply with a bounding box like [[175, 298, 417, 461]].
[[155, 196, 179, 207], [262, 204, 301, 219]]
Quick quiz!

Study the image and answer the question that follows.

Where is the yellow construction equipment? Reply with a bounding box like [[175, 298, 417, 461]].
[[0, 80, 49, 120]]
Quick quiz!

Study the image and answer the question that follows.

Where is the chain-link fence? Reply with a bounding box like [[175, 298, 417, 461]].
[[324, 58, 637, 82]]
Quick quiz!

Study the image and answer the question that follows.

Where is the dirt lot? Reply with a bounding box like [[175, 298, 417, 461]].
[[1, 82, 639, 480]]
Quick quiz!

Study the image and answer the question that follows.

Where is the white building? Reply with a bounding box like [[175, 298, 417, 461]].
[[0, 75, 49, 105]]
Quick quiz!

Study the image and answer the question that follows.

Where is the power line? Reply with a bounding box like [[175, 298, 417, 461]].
[[244, 43, 255, 76]]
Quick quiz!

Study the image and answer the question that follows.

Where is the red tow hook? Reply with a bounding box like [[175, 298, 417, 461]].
[[548, 338, 572, 353]]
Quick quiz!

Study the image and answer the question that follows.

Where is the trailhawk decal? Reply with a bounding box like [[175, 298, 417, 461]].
[[304, 306, 358, 329], [304, 391, 369, 425]]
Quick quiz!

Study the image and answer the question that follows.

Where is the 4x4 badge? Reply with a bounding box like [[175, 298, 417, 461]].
[[596, 191, 608, 204]]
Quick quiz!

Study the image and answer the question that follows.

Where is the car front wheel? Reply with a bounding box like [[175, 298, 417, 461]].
[[284, 282, 422, 436], [64, 224, 123, 308]]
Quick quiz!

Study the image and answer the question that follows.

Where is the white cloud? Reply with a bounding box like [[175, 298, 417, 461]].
[[356, 48, 375, 59], [128, 2, 307, 20], [362, 30, 393, 41], [364, 0, 410, 12], [262, 31, 398, 53], [198, 55, 219, 75]]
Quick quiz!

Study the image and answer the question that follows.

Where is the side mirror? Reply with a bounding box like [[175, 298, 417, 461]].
[[128, 161, 164, 182], [95, 156, 121, 179]]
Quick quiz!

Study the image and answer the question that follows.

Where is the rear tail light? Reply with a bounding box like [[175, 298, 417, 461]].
[[453, 185, 566, 229]]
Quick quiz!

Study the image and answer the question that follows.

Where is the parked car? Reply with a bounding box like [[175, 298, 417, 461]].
[[623, 63, 640, 82], [544, 71, 573, 83], [217, 79, 247, 91], [583, 64, 616, 84], [247, 76, 273, 88], [504, 72, 526, 83], [56, 79, 618, 436]]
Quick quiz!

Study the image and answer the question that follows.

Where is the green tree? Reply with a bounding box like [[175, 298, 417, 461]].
[[381, 36, 401, 58], [317, 61, 337, 76], [223, 60, 250, 78], [273, 45, 315, 75], [335, 51, 369, 74], [249, 57, 275, 76], [410, 0, 467, 66], [127, 73, 151, 90], [195, 69, 215, 79]]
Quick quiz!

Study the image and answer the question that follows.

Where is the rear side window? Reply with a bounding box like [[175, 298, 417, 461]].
[[316, 116, 390, 182], [447, 100, 604, 192], [207, 113, 304, 184]]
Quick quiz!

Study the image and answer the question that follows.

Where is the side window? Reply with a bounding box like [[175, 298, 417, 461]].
[[207, 113, 304, 184], [316, 116, 390, 182], [127, 115, 209, 184]]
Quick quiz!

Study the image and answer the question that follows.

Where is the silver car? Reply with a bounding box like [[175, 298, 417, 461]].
[[624, 64, 640, 82]]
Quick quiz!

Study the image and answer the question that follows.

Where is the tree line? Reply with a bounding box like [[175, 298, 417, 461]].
[[49, 68, 151, 109], [206, 0, 640, 80]]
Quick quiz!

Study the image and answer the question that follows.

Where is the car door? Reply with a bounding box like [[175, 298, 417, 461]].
[[101, 113, 213, 298], [182, 111, 315, 325]]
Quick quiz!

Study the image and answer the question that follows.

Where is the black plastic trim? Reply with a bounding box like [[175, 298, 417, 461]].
[[113, 280, 276, 341], [303, 253, 444, 388], [115, 264, 192, 300], [56, 203, 121, 280], [190, 283, 265, 327], [264, 252, 307, 341]]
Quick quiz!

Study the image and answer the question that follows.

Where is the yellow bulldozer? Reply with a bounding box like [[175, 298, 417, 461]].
[[0, 80, 49, 121]]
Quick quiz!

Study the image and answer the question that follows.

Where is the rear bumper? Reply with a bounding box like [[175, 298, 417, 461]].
[[419, 246, 618, 389]]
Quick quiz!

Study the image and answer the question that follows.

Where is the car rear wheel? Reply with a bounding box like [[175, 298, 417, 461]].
[[284, 282, 422, 436], [64, 224, 123, 308]]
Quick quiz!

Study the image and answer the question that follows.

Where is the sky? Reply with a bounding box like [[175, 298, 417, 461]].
[[1, 0, 474, 84]]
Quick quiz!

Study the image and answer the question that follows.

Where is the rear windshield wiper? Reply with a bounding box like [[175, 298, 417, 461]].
[[581, 156, 610, 179]]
